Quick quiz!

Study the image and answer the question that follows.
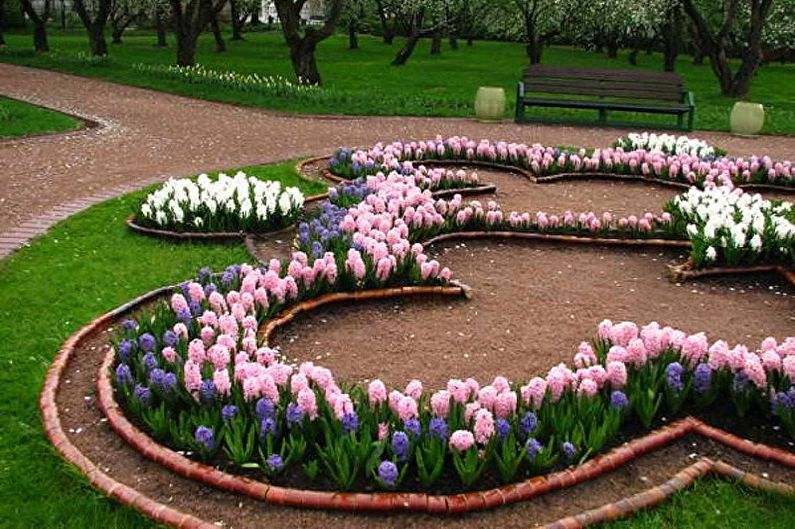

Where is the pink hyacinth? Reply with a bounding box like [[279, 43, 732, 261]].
[[405, 379, 423, 400], [297, 387, 318, 418], [472, 408, 495, 444], [577, 378, 599, 398], [397, 395, 419, 421], [521, 377, 547, 409], [449, 430, 475, 452], [431, 390, 451, 418], [477, 385, 498, 411], [607, 361, 628, 389], [161, 346, 176, 363], [447, 378, 470, 404], [377, 422, 389, 441], [368, 379, 388, 405], [494, 390, 517, 419], [213, 368, 231, 396], [290, 373, 309, 395]]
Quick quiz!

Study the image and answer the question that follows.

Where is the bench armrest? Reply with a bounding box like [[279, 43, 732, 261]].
[[687, 91, 695, 109], [517, 81, 525, 98]]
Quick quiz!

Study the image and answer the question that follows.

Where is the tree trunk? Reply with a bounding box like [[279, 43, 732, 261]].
[[0, 0, 5, 46], [33, 22, 49, 52], [374, 0, 393, 44], [154, 8, 168, 47], [89, 25, 109, 54], [211, 15, 226, 52], [628, 48, 639, 65], [392, 34, 421, 65], [661, 7, 681, 72], [606, 39, 619, 58], [348, 21, 357, 49], [430, 28, 441, 55], [383, 30, 394, 45], [290, 39, 320, 84], [448, 31, 458, 50], [111, 23, 124, 44], [230, 0, 243, 40], [176, 28, 197, 66], [525, 31, 543, 64]]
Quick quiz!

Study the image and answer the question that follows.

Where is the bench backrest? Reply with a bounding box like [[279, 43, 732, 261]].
[[521, 65, 686, 102]]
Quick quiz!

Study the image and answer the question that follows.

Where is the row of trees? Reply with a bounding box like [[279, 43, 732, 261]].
[[1, 0, 793, 96]]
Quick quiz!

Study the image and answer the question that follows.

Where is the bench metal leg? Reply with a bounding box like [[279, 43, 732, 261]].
[[677, 112, 684, 129]]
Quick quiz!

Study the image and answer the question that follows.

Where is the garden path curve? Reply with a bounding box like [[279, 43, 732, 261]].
[[1, 63, 795, 257]]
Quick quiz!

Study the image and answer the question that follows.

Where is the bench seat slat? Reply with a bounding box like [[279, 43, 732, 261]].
[[520, 97, 691, 114], [521, 82, 684, 101]]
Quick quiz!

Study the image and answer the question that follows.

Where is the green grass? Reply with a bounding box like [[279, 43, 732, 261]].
[[601, 479, 795, 528], [0, 95, 81, 138], [2, 30, 794, 134], [0, 158, 792, 527]]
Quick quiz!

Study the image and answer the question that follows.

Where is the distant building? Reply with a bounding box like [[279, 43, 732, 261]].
[[260, 0, 325, 24]]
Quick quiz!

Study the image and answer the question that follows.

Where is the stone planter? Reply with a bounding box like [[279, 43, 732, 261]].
[[730, 101, 765, 136], [474, 86, 506, 122]]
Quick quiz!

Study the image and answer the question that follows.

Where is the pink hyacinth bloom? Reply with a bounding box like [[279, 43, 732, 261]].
[[492, 376, 510, 393], [213, 368, 231, 396], [577, 378, 599, 398], [311, 366, 334, 389], [184, 360, 203, 393], [431, 390, 451, 418], [405, 379, 423, 400], [465, 377, 480, 396], [597, 319, 613, 341], [607, 361, 628, 389], [256, 347, 276, 365], [521, 377, 547, 409], [368, 379, 388, 405], [447, 378, 470, 403], [200, 310, 218, 328], [377, 422, 389, 441], [464, 401, 481, 422], [161, 346, 176, 363], [388, 390, 403, 413], [473, 409, 495, 444], [332, 393, 354, 419], [170, 293, 189, 314], [626, 338, 648, 367], [297, 387, 318, 418], [761, 350, 782, 372], [743, 353, 767, 389], [188, 339, 206, 364], [397, 395, 419, 422], [290, 373, 309, 395], [449, 430, 475, 452], [477, 385, 498, 411], [494, 391, 518, 419], [606, 345, 628, 363], [173, 323, 188, 340], [783, 356, 795, 382]]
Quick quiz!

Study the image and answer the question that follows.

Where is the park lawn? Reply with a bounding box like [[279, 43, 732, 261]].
[[0, 158, 793, 528], [1, 30, 794, 135], [0, 95, 82, 138]]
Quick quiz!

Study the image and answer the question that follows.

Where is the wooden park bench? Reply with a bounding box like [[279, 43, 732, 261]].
[[515, 65, 695, 130]]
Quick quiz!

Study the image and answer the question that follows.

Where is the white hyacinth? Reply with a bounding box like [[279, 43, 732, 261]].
[[616, 132, 719, 159]]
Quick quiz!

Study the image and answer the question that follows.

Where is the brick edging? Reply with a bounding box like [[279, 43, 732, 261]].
[[40, 284, 217, 529], [668, 258, 795, 288]]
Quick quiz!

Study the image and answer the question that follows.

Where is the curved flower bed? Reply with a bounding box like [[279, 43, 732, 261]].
[[327, 136, 794, 189], [134, 172, 305, 234], [107, 154, 795, 498]]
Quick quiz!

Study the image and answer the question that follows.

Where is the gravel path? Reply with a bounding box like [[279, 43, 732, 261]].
[[1, 63, 793, 257]]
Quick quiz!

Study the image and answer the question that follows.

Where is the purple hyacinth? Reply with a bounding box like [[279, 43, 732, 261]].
[[562, 441, 577, 459], [149, 368, 167, 389], [255, 398, 275, 419], [189, 300, 202, 316], [377, 460, 399, 486], [260, 417, 278, 437], [733, 372, 750, 392], [121, 319, 138, 332], [142, 352, 158, 372], [286, 402, 304, 427], [666, 362, 684, 392], [203, 283, 217, 298], [115, 363, 132, 386], [221, 270, 235, 287], [117, 339, 135, 363], [266, 454, 284, 472], [496, 418, 511, 441], [163, 372, 177, 391], [429, 417, 448, 441], [404, 418, 421, 437], [520, 412, 538, 437], [221, 405, 238, 422], [341, 412, 359, 434], [772, 388, 795, 415], [694, 364, 712, 393], [194, 426, 214, 450], [177, 308, 193, 325], [328, 188, 339, 201], [526, 438, 543, 460], [138, 333, 156, 352], [198, 266, 213, 282], [162, 330, 178, 348], [199, 379, 216, 404], [133, 383, 151, 405], [610, 390, 629, 410], [391, 431, 410, 462]]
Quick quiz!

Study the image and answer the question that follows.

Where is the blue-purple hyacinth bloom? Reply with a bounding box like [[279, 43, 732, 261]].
[[261, 417, 278, 437], [199, 379, 216, 404], [133, 383, 151, 405], [694, 363, 712, 393], [496, 418, 511, 440], [286, 403, 304, 427], [610, 390, 629, 410], [429, 417, 448, 441], [520, 412, 538, 437], [115, 363, 132, 386], [138, 333, 156, 352], [526, 438, 543, 460], [341, 412, 359, 434], [266, 454, 284, 472], [162, 330, 178, 348], [666, 362, 684, 392], [121, 319, 138, 332], [404, 418, 421, 437], [391, 431, 410, 462], [256, 397, 276, 419], [117, 339, 135, 363], [195, 426, 214, 450], [562, 441, 576, 459], [378, 460, 398, 486], [221, 405, 238, 422]]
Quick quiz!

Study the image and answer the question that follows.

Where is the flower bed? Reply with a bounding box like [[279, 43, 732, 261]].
[[327, 136, 794, 189], [134, 172, 305, 234], [613, 132, 727, 158], [110, 153, 795, 496]]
